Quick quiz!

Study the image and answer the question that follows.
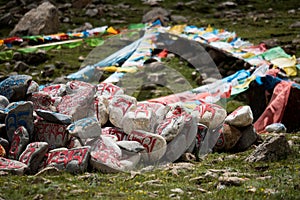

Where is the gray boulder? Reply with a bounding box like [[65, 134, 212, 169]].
[[142, 7, 170, 25], [245, 134, 291, 162], [9, 2, 59, 36]]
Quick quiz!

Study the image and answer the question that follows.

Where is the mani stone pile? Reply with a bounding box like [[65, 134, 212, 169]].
[[0, 74, 257, 175]]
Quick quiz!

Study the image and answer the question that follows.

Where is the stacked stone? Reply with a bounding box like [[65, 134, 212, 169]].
[[0, 74, 259, 175]]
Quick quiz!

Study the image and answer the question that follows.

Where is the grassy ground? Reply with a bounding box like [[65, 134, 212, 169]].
[[1, 134, 299, 200], [0, 0, 300, 199]]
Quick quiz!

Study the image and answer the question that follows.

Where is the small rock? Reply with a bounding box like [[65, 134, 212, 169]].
[[34, 166, 61, 176], [289, 21, 300, 29], [245, 134, 291, 162], [217, 1, 237, 10], [72, 22, 93, 33], [142, 7, 170, 25], [170, 15, 188, 23], [288, 9, 296, 14], [265, 123, 287, 133], [85, 8, 98, 17], [170, 188, 184, 194], [218, 176, 249, 186]]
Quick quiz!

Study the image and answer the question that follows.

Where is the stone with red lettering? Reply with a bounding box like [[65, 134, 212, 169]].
[[34, 120, 69, 149], [159, 112, 198, 164], [41, 84, 66, 97], [67, 117, 101, 140], [122, 102, 169, 135], [102, 127, 127, 141], [0, 157, 28, 175], [0, 75, 32, 101], [194, 123, 208, 158], [108, 95, 137, 128], [65, 80, 94, 94], [46, 146, 90, 173], [89, 135, 123, 173], [213, 123, 242, 151], [194, 103, 227, 129], [5, 101, 34, 142], [19, 142, 49, 174], [0, 95, 9, 109], [94, 96, 109, 126], [96, 82, 124, 99], [127, 130, 167, 164], [8, 126, 30, 160], [57, 82, 96, 121], [225, 106, 253, 127], [156, 106, 187, 142], [35, 109, 72, 125], [28, 92, 56, 111]]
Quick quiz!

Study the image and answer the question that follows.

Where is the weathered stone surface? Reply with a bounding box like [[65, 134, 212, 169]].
[[0, 95, 9, 109], [218, 176, 249, 186], [46, 146, 90, 173], [265, 123, 287, 133], [57, 81, 96, 121], [233, 125, 258, 152], [94, 95, 109, 126], [89, 136, 123, 173], [0, 157, 28, 175], [13, 61, 28, 72], [35, 109, 72, 125], [10, 2, 59, 36], [289, 21, 300, 29], [8, 126, 29, 160], [170, 15, 188, 23], [34, 120, 69, 150], [142, 7, 170, 25], [108, 94, 137, 128], [0, 75, 32, 101], [122, 102, 168, 135], [245, 134, 291, 162], [195, 103, 227, 129], [19, 142, 49, 174], [214, 124, 242, 151], [156, 106, 186, 142], [5, 101, 34, 142], [67, 117, 101, 140], [116, 140, 145, 153], [225, 106, 253, 127], [128, 130, 167, 164]]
